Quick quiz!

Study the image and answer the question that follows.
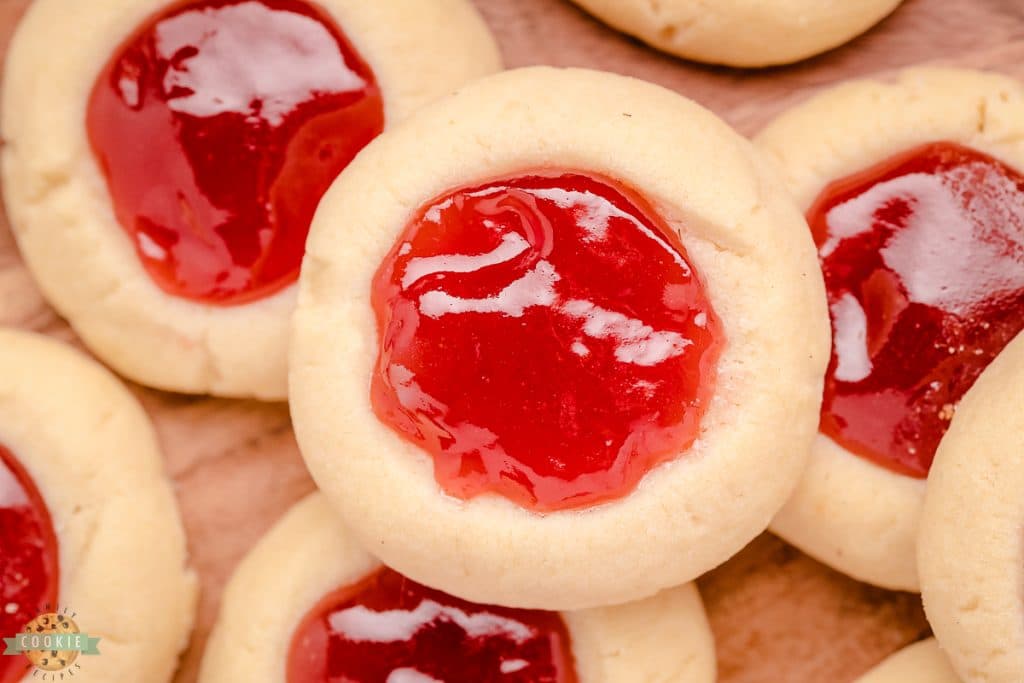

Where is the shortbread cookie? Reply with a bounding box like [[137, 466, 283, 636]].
[[290, 66, 829, 609], [756, 67, 1024, 590], [918, 333, 1024, 683], [855, 640, 960, 683], [1, 0, 500, 398], [0, 329, 195, 683], [568, 0, 903, 67], [199, 493, 716, 683]]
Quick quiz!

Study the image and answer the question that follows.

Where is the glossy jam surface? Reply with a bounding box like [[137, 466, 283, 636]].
[[87, 0, 384, 305], [287, 568, 577, 683], [808, 142, 1024, 477], [371, 172, 722, 511], [0, 445, 59, 683]]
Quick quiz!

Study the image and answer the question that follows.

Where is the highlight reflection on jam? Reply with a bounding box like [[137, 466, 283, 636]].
[[808, 142, 1024, 477], [87, 0, 384, 305], [286, 568, 577, 683], [371, 173, 722, 511], [0, 445, 59, 683]]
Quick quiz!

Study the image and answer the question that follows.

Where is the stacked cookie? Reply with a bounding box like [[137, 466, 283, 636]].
[[1, 0, 1022, 682]]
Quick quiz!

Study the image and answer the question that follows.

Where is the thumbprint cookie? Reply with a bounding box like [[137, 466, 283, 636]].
[[0, 329, 195, 683], [756, 67, 1024, 591], [919, 332, 1024, 683], [290, 67, 829, 609], [566, 0, 903, 67], [199, 493, 716, 683], [1, 0, 500, 398]]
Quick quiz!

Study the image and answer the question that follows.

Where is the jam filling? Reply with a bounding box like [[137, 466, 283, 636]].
[[371, 172, 722, 511], [0, 445, 59, 683], [287, 568, 577, 683], [87, 0, 384, 305], [808, 142, 1024, 477]]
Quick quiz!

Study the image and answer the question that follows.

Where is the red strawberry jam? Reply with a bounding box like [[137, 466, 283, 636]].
[[808, 142, 1024, 477], [287, 567, 577, 683], [0, 445, 59, 683], [371, 172, 723, 511], [87, 0, 384, 305]]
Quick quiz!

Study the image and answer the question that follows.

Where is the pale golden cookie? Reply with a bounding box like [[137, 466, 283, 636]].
[[918, 333, 1024, 683], [855, 640, 960, 683], [0, 329, 196, 683], [568, 0, 903, 67], [756, 67, 1024, 591], [1, 0, 500, 399], [199, 493, 716, 683], [290, 66, 829, 610]]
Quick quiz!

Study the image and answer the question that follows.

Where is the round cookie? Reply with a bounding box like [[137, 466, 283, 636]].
[[290, 66, 829, 609], [855, 640, 960, 683], [0, 329, 196, 683], [1, 0, 501, 399], [918, 332, 1024, 683], [755, 67, 1024, 591], [199, 493, 716, 683], [567, 0, 903, 67]]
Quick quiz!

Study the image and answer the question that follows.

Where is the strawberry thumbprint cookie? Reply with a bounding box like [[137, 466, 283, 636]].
[[756, 67, 1024, 591], [289, 67, 830, 610], [1, 0, 500, 398], [0, 329, 195, 683], [199, 493, 716, 683], [918, 332, 1024, 683]]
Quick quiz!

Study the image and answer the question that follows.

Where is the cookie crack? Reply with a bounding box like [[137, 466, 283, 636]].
[[977, 97, 989, 134], [3, 146, 75, 210], [66, 500, 102, 578], [199, 326, 225, 394]]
